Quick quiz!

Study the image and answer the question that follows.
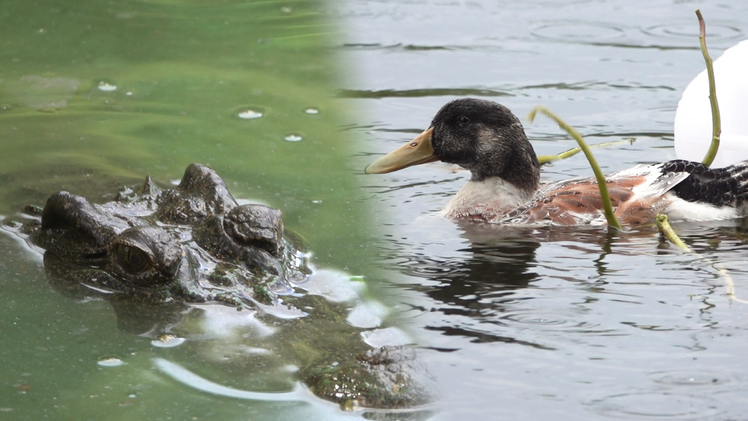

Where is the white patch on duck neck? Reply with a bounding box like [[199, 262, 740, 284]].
[[442, 177, 534, 220]]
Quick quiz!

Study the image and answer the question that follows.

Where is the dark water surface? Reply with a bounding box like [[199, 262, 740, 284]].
[[337, 0, 748, 420]]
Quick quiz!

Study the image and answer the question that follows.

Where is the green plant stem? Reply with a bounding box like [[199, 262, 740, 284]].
[[655, 214, 692, 252], [528, 106, 622, 230], [537, 138, 636, 165], [696, 9, 722, 167]]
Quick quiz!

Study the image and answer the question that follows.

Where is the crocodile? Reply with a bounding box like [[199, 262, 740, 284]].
[[3, 163, 433, 411]]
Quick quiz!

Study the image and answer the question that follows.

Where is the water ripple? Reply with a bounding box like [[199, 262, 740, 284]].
[[587, 392, 721, 419], [642, 22, 743, 40], [532, 21, 627, 42], [339, 43, 473, 51], [336, 88, 512, 99], [650, 370, 730, 387], [500, 310, 602, 332]]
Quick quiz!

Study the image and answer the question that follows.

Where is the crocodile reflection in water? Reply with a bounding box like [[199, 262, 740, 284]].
[[5, 163, 433, 410]]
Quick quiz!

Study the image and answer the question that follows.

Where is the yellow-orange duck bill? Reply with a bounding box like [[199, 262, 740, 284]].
[[364, 127, 438, 174]]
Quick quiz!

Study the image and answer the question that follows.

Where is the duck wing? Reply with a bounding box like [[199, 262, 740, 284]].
[[499, 164, 693, 225]]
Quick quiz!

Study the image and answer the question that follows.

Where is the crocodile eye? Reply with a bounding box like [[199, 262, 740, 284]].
[[114, 244, 152, 274], [109, 226, 181, 287]]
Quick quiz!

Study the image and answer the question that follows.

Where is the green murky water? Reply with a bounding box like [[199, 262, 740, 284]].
[[0, 1, 388, 419], [0, 0, 367, 266]]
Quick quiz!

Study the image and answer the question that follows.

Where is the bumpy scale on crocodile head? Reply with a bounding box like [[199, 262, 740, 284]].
[[5, 163, 435, 411], [27, 163, 306, 314]]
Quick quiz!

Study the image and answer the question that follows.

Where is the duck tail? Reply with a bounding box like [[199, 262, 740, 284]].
[[662, 159, 748, 208]]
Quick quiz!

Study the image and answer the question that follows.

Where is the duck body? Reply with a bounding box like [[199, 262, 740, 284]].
[[366, 98, 748, 226], [445, 161, 748, 225]]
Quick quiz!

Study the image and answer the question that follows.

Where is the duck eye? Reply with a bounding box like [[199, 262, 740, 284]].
[[459, 116, 470, 124], [114, 244, 152, 274]]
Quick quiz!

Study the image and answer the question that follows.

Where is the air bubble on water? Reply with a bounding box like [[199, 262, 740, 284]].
[[284, 133, 303, 142], [98, 81, 117, 92], [97, 357, 124, 367], [151, 334, 186, 348], [304, 107, 319, 115], [238, 109, 263, 119]]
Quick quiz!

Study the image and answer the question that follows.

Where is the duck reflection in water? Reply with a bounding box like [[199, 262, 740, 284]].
[[395, 220, 632, 349]]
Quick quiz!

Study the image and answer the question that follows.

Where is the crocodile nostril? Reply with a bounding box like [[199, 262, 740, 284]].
[[223, 204, 283, 257]]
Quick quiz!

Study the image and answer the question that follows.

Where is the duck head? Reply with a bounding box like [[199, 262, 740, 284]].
[[365, 98, 541, 193]]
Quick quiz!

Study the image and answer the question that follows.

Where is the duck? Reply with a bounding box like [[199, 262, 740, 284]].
[[675, 39, 748, 168], [365, 98, 748, 225]]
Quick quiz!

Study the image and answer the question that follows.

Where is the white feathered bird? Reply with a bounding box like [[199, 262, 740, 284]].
[[674, 40, 748, 168]]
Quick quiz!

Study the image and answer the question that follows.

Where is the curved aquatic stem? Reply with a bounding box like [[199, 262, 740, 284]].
[[528, 106, 623, 230], [655, 214, 692, 252], [537, 138, 636, 165], [695, 9, 722, 167]]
